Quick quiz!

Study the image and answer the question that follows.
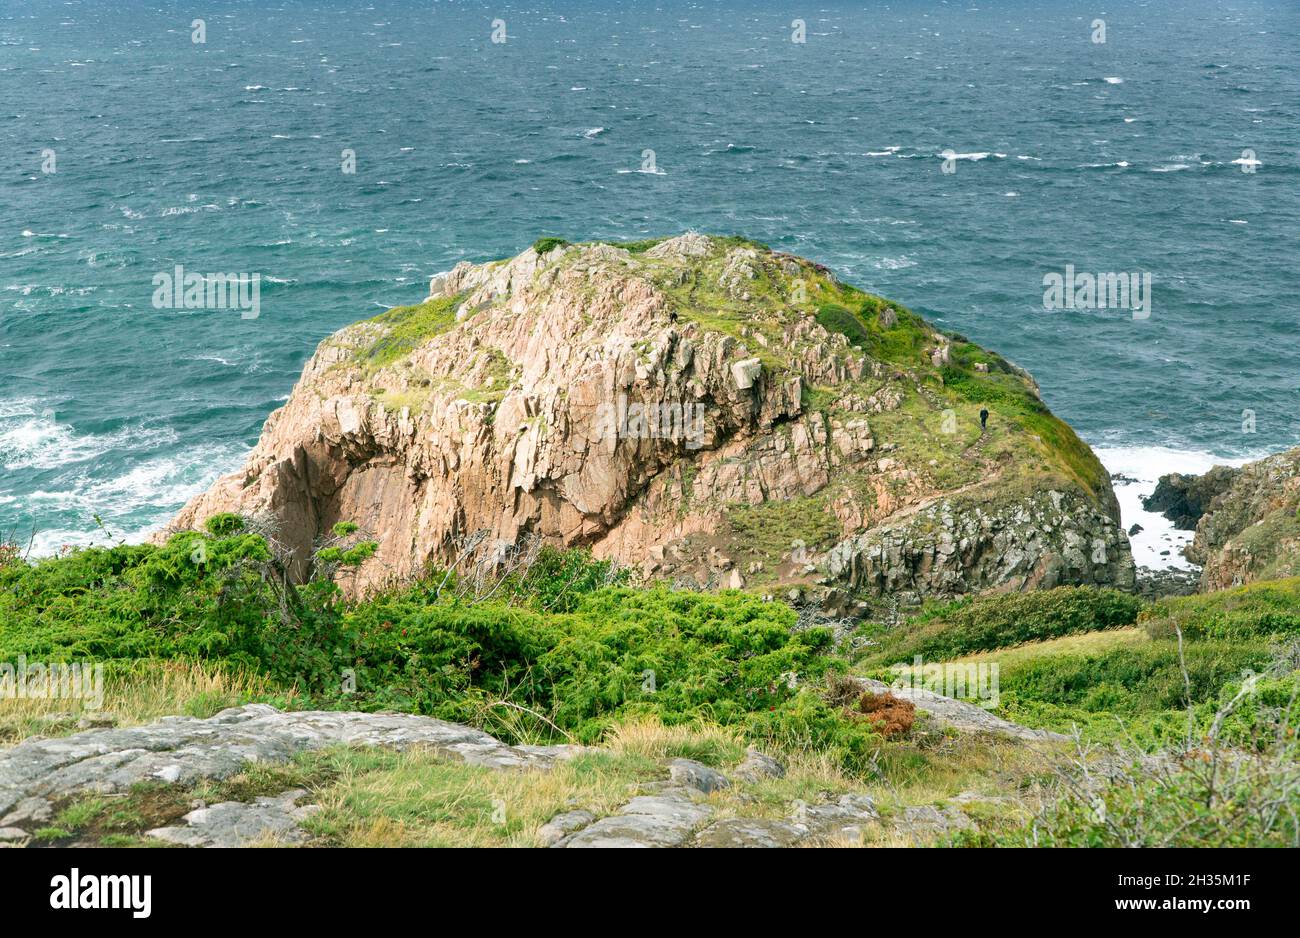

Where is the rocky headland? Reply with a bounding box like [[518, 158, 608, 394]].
[[162, 234, 1134, 607]]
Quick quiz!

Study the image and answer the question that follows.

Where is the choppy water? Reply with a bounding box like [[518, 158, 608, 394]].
[[2, 0, 1298, 557]]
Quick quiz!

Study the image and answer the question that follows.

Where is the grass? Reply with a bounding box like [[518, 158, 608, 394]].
[[722, 495, 843, 578], [353, 292, 463, 372], [916, 627, 1148, 670], [0, 659, 293, 745], [304, 719, 747, 847], [1141, 575, 1300, 641], [324, 716, 1051, 848], [857, 586, 1144, 667]]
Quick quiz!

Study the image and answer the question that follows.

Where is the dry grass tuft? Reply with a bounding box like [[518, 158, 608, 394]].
[[0, 659, 292, 744]]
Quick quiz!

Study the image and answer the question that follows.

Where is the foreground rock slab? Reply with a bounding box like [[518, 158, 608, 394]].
[[148, 789, 321, 848], [0, 704, 580, 822], [555, 788, 713, 848], [668, 758, 731, 793], [694, 817, 806, 848]]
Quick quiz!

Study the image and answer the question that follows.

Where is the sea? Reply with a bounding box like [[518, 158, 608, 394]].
[[3, 0, 1298, 568]]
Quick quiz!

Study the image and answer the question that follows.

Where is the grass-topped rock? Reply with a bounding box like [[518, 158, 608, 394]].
[[162, 233, 1134, 605]]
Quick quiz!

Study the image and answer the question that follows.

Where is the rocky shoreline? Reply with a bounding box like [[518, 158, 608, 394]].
[[1141, 447, 1300, 590]]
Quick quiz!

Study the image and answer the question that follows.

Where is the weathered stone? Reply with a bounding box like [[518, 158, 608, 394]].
[[798, 793, 880, 841], [668, 758, 730, 794], [734, 748, 785, 783], [891, 805, 974, 840], [826, 487, 1134, 604], [731, 357, 762, 390], [536, 809, 595, 847], [76, 713, 118, 730], [148, 789, 320, 848], [855, 678, 1066, 741], [1143, 465, 1240, 531], [950, 790, 1012, 806], [1155, 447, 1300, 590], [0, 705, 575, 819], [556, 788, 711, 848], [694, 817, 804, 848], [156, 237, 1134, 608], [0, 796, 53, 827]]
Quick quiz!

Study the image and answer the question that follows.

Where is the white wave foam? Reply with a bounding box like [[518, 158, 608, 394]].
[[160, 203, 220, 216], [15, 441, 249, 557], [0, 397, 39, 419], [0, 404, 179, 472], [873, 256, 917, 270], [1094, 446, 1259, 570]]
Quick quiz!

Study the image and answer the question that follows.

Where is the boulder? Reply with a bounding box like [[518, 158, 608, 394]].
[[668, 758, 730, 794]]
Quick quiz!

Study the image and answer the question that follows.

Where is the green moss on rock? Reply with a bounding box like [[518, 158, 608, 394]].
[[355, 293, 464, 372]]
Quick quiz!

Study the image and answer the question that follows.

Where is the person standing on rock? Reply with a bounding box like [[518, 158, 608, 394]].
[[980, 408, 989, 431]]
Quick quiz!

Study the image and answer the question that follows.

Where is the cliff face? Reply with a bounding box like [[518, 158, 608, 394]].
[[1160, 448, 1300, 590], [164, 234, 1134, 605]]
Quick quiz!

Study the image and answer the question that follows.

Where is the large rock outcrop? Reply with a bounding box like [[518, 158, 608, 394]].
[[1141, 465, 1241, 531], [1151, 447, 1300, 590], [162, 235, 1134, 604]]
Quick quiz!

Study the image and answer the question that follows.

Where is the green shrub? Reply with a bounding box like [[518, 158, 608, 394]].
[[531, 237, 569, 255], [865, 586, 1143, 665], [0, 533, 880, 770], [815, 304, 870, 349], [1142, 577, 1300, 641], [204, 513, 245, 537], [357, 293, 464, 370], [342, 584, 871, 760]]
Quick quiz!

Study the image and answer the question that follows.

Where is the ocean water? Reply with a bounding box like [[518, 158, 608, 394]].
[[2, 0, 1298, 560]]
